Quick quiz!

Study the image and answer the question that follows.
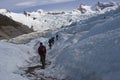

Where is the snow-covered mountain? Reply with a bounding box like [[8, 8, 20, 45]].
[[0, 9, 83, 32], [0, 2, 119, 33], [92, 1, 119, 12], [0, 2, 120, 80]]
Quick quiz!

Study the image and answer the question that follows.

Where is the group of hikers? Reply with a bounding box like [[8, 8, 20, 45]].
[[37, 34, 59, 69], [48, 34, 59, 49]]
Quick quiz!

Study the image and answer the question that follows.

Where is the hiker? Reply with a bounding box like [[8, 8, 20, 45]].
[[48, 37, 55, 49], [104, 16, 106, 19], [56, 34, 58, 41], [51, 37, 55, 45], [48, 39, 52, 49], [38, 42, 46, 69]]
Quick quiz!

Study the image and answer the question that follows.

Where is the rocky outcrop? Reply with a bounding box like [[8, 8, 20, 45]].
[[0, 14, 33, 39], [77, 4, 93, 13]]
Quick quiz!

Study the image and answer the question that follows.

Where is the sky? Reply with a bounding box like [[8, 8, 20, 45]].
[[0, 0, 120, 13]]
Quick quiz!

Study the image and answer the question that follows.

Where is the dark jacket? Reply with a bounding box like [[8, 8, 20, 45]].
[[38, 45, 46, 55]]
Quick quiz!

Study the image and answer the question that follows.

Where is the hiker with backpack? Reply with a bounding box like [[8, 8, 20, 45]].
[[38, 42, 46, 69], [48, 37, 55, 49], [51, 37, 55, 45]]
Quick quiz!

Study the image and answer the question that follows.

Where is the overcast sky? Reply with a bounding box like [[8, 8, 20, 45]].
[[0, 0, 120, 12]]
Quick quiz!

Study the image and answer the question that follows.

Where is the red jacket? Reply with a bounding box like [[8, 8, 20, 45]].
[[38, 45, 46, 55]]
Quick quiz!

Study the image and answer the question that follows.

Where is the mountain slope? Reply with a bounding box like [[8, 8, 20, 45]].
[[28, 6, 120, 80], [0, 14, 33, 39]]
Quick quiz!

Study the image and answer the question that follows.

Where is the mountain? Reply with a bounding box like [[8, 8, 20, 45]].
[[0, 9, 82, 32], [93, 1, 119, 12], [0, 13, 33, 39], [0, 2, 119, 33]]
